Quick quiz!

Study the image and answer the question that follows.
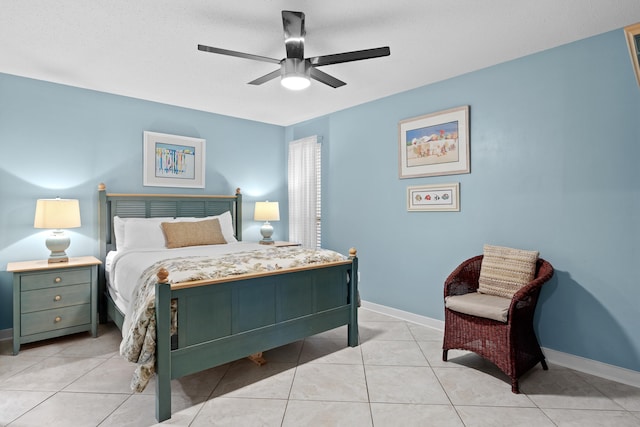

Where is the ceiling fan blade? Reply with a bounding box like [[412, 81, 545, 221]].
[[282, 10, 305, 59], [309, 46, 390, 67], [248, 69, 281, 85], [310, 67, 346, 88], [198, 44, 281, 65]]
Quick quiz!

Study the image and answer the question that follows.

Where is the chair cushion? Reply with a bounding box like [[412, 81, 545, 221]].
[[478, 244, 539, 298], [445, 292, 511, 323]]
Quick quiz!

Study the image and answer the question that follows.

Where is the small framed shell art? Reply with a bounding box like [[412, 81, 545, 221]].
[[407, 182, 460, 212]]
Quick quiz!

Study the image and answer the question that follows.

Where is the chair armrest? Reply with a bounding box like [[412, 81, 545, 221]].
[[509, 258, 555, 316], [444, 255, 483, 297], [511, 259, 554, 301]]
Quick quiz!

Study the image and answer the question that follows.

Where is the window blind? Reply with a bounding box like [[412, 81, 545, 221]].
[[288, 135, 321, 248]]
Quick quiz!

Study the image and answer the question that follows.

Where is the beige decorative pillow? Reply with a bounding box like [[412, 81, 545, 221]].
[[161, 219, 226, 249], [478, 244, 539, 298]]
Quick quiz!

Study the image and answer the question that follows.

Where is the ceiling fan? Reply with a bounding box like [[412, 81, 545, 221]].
[[197, 10, 390, 90]]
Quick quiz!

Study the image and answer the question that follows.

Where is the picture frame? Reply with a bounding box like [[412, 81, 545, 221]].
[[624, 22, 640, 88], [398, 105, 470, 179], [143, 131, 206, 188], [407, 182, 460, 212]]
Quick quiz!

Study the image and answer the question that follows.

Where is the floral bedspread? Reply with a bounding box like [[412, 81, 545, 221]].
[[119, 246, 348, 392]]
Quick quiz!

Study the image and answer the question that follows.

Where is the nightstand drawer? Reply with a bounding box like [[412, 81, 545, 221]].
[[20, 269, 91, 291], [21, 304, 91, 336], [21, 283, 91, 313]]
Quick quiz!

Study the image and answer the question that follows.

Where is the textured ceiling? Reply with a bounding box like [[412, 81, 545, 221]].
[[1, 1, 640, 126]]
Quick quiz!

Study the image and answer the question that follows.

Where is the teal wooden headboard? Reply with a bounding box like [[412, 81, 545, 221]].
[[97, 184, 242, 256], [96, 183, 243, 320]]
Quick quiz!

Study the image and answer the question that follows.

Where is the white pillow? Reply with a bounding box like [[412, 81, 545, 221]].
[[118, 217, 173, 250], [216, 211, 238, 243], [175, 211, 238, 243], [113, 211, 237, 250], [113, 216, 126, 250]]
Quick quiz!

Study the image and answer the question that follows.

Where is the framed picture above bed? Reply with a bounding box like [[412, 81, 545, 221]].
[[143, 131, 206, 188], [398, 105, 470, 179]]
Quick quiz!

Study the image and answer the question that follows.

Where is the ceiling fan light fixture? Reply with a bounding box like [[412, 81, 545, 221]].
[[281, 58, 311, 90], [281, 75, 310, 90], [198, 11, 390, 90]]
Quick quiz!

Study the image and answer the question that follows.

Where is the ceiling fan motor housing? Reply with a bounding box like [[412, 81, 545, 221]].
[[281, 58, 311, 90]]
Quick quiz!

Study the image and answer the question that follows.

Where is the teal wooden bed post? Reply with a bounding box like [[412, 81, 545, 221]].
[[348, 248, 359, 347], [155, 269, 172, 422], [97, 183, 108, 323], [234, 188, 242, 241]]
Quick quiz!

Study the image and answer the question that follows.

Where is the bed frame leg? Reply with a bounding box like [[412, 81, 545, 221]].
[[248, 352, 267, 366], [155, 279, 172, 422]]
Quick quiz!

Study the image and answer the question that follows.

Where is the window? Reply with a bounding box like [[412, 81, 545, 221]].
[[288, 136, 321, 248]]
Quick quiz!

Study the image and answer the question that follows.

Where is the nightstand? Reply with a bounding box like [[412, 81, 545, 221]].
[[7, 256, 102, 355]]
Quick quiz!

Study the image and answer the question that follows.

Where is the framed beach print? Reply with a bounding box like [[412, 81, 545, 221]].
[[143, 131, 206, 188], [398, 105, 469, 179], [407, 182, 460, 212]]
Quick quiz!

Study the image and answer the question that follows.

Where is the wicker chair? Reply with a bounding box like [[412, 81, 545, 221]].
[[442, 255, 554, 393]]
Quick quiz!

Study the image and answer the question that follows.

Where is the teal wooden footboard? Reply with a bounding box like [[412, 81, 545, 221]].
[[154, 254, 358, 421]]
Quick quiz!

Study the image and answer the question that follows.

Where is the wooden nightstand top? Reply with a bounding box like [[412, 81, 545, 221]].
[[273, 241, 301, 247], [7, 256, 102, 273]]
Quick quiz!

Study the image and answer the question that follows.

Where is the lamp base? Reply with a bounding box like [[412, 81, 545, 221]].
[[259, 222, 275, 245], [46, 230, 70, 263]]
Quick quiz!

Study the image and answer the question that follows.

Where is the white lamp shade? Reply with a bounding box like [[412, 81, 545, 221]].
[[34, 198, 81, 229], [254, 201, 280, 222]]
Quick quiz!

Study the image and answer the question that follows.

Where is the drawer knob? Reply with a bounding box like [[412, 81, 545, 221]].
[[54, 316, 62, 323], [54, 295, 62, 302], [54, 277, 62, 283]]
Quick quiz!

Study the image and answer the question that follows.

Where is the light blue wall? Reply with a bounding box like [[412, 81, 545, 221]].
[[1, 28, 638, 374], [289, 29, 640, 372], [0, 75, 287, 329]]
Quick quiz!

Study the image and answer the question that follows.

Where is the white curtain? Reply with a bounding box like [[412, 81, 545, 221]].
[[288, 136, 319, 248]]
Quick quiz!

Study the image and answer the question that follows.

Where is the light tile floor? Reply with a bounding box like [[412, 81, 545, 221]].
[[1, 308, 639, 426]]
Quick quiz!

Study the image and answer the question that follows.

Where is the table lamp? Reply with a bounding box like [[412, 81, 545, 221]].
[[254, 201, 279, 245], [34, 198, 81, 263]]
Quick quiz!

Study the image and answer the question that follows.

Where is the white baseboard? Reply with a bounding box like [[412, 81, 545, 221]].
[[360, 300, 640, 389], [361, 301, 444, 330], [541, 347, 640, 389]]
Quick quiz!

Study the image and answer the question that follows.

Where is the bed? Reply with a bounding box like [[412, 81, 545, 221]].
[[97, 184, 359, 422]]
